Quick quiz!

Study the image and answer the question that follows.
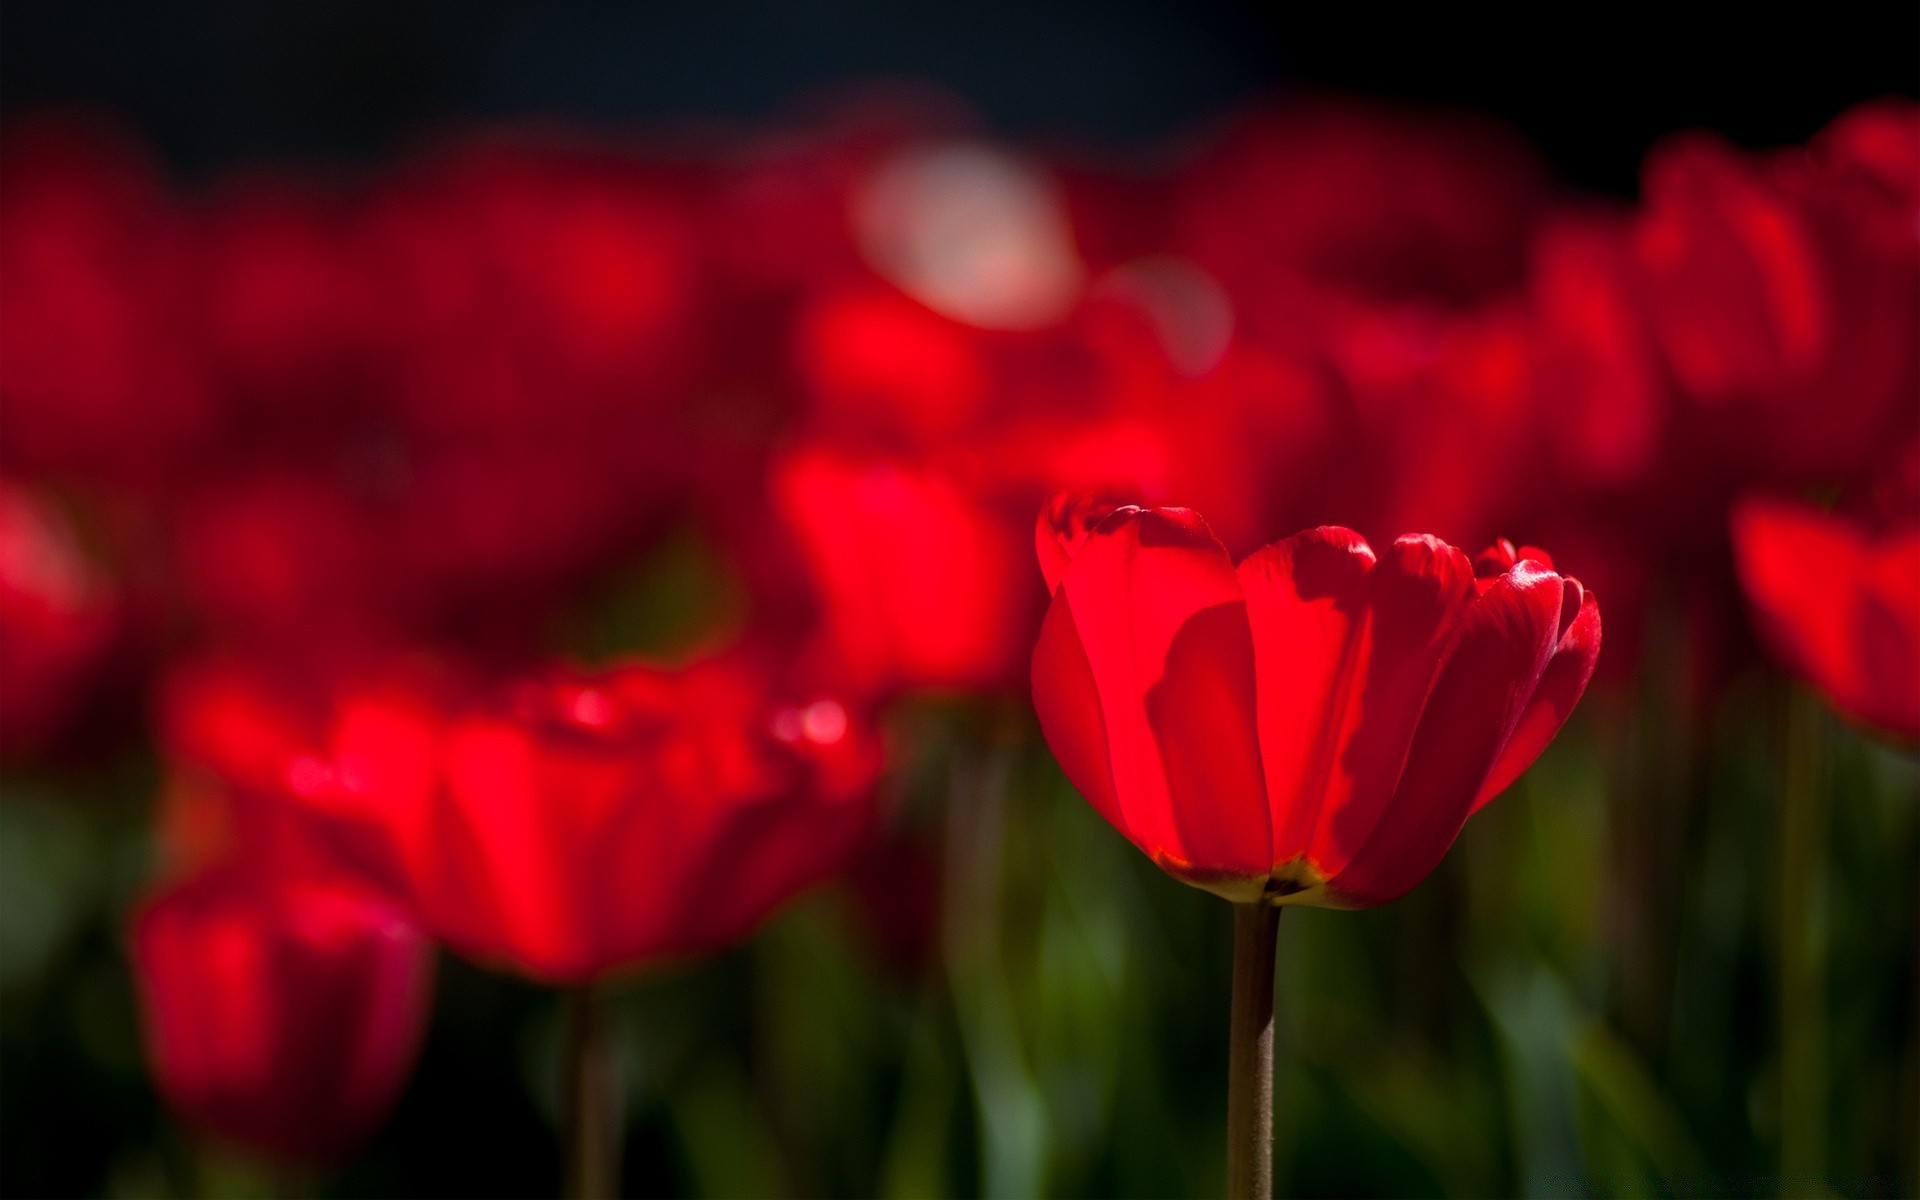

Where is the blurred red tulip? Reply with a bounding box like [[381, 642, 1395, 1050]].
[[153, 655, 395, 879], [1526, 209, 1670, 491], [0, 480, 116, 751], [193, 176, 378, 426], [1633, 104, 1919, 484], [1730, 495, 1920, 741], [771, 444, 1029, 693], [1031, 499, 1599, 906], [360, 142, 708, 443], [283, 655, 881, 983], [170, 472, 403, 661], [1174, 98, 1548, 314], [792, 285, 990, 447], [1315, 300, 1539, 550], [130, 864, 433, 1165], [0, 118, 214, 486]]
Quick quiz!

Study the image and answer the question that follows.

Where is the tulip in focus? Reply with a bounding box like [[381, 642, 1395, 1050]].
[[130, 864, 433, 1166], [1730, 494, 1920, 741], [1031, 495, 1599, 1199], [1032, 497, 1600, 907]]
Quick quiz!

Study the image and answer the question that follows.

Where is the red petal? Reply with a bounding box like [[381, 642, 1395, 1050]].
[[1031, 595, 1122, 829], [1242, 531, 1475, 878], [1033, 506, 1269, 889], [1333, 562, 1567, 906], [1472, 578, 1602, 810], [1237, 527, 1375, 865]]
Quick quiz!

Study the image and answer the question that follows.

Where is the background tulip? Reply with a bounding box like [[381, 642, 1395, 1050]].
[[1730, 494, 1920, 741], [273, 655, 882, 986], [129, 865, 433, 1167]]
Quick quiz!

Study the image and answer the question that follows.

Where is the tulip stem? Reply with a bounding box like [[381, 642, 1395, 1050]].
[[1778, 687, 1827, 1192], [1226, 901, 1281, 1200], [562, 982, 621, 1200]]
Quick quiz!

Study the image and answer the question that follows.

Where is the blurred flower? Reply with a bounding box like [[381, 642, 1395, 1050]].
[[192, 175, 380, 430], [130, 864, 433, 1165], [0, 480, 116, 751], [791, 285, 991, 447], [1632, 102, 1919, 485], [281, 654, 881, 983], [1173, 98, 1549, 315], [1525, 209, 1670, 492], [771, 444, 1029, 694], [1730, 494, 1920, 741], [0, 118, 213, 487], [169, 471, 404, 663], [1031, 499, 1599, 906], [360, 141, 709, 444]]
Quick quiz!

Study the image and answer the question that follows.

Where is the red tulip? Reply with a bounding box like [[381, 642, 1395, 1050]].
[[194, 177, 377, 424], [1730, 494, 1920, 741], [771, 444, 1028, 693], [283, 654, 881, 983], [360, 143, 707, 444], [1525, 209, 1669, 492], [1632, 105, 1919, 485], [1173, 98, 1548, 313], [792, 285, 990, 447], [1031, 499, 1599, 907], [0, 118, 213, 486], [130, 864, 433, 1165], [0, 480, 116, 751], [170, 472, 402, 660]]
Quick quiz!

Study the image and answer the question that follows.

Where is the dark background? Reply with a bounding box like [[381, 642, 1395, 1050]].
[[2, 0, 1916, 191]]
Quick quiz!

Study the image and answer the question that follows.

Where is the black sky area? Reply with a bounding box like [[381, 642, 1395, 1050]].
[[1, 1, 1915, 193]]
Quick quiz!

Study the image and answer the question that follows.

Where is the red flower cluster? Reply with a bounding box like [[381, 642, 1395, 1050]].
[[1, 92, 1912, 1166]]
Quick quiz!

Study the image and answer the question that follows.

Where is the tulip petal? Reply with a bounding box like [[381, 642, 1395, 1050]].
[[1033, 506, 1269, 892], [1237, 526, 1375, 868], [1031, 593, 1122, 829], [1472, 578, 1602, 810], [1243, 532, 1475, 880], [1333, 563, 1566, 906], [441, 721, 578, 978]]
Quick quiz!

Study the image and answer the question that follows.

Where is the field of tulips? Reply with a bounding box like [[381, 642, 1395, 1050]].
[[0, 81, 1916, 1199]]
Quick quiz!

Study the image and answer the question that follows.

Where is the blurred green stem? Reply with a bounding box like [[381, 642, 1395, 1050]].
[[1227, 902, 1280, 1200], [1778, 687, 1827, 1195], [563, 982, 620, 1200]]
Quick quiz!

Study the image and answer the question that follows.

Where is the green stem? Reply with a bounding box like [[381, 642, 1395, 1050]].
[[1778, 687, 1827, 1194], [1227, 902, 1281, 1200], [563, 983, 621, 1200]]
